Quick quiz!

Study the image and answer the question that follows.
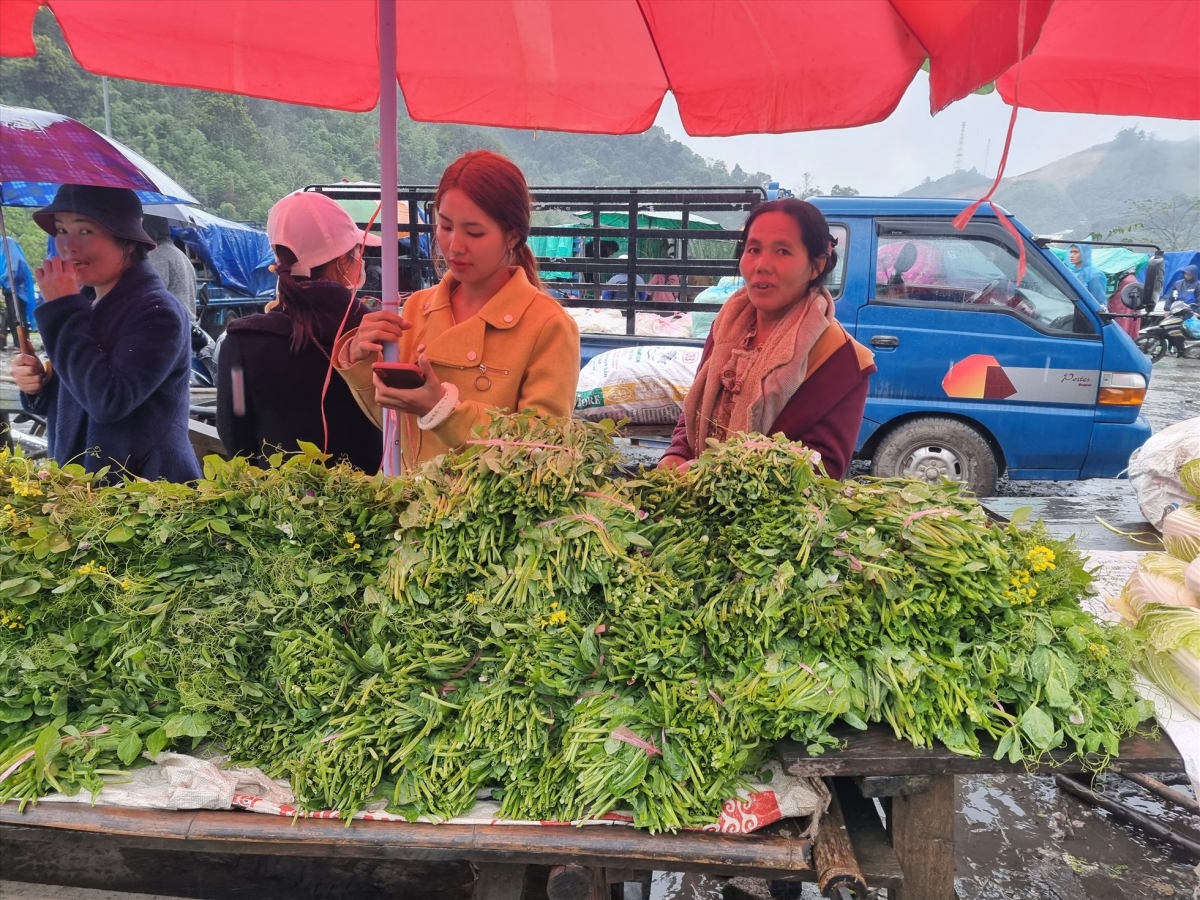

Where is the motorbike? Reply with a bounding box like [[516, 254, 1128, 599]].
[[1136, 299, 1200, 362], [190, 319, 219, 387]]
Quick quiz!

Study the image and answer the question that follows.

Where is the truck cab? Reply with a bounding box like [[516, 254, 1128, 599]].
[[813, 197, 1154, 496]]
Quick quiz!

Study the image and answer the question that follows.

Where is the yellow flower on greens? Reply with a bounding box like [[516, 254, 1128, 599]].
[[1025, 545, 1056, 573]]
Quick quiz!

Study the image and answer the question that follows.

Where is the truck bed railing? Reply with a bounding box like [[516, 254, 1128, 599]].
[[305, 183, 765, 334]]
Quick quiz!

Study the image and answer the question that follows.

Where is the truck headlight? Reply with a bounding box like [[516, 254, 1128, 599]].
[[1098, 372, 1147, 406]]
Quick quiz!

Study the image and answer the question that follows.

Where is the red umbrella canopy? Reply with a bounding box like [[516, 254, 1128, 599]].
[[997, 0, 1200, 120], [2, 0, 1065, 135]]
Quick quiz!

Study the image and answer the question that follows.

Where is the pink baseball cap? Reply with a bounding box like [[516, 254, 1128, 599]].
[[266, 191, 380, 277]]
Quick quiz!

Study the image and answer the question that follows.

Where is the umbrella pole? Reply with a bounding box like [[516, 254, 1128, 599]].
[[0, 206, 35, 357], [378, 0, 401, 476]]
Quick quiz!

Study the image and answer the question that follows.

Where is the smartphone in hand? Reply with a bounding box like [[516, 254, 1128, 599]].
[[372, 362, 426, 390]]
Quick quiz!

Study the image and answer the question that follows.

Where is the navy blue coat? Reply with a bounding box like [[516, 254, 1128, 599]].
[[22, 260, 201, 483]]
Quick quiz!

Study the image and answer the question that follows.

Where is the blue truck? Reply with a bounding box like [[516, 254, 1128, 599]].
[[307, 184, 1161, 497]]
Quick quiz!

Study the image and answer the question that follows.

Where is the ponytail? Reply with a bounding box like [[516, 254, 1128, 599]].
[[272, 245, 351, 353], [513, 242, 542, 291]]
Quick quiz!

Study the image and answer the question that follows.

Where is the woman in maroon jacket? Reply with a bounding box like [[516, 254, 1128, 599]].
[[660, 199, 875, 479]]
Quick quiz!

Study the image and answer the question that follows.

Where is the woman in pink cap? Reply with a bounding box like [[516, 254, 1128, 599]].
[[216, 191, 382, 471]]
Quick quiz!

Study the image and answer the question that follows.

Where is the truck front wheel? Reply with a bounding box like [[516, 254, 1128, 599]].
[[870, 417, 999, 498]]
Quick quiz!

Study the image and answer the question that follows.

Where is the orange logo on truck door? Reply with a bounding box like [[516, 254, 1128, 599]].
[[942, 354, 1099, 404]]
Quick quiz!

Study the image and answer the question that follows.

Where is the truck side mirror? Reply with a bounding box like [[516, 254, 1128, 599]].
[[1119, 282, 1143, 310], [1141, 254, 1164, 310]]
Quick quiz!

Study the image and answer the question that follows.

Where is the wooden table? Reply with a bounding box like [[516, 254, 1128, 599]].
[[777, 722, 1186, 900], [0, 801, 860, 900], [0, 725, 1182, 900]]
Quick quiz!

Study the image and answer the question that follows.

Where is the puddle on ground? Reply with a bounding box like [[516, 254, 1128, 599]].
[[954, 773, 1200, 899]]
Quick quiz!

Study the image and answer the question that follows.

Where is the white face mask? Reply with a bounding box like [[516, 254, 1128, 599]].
[[356, 259, 367, 291]]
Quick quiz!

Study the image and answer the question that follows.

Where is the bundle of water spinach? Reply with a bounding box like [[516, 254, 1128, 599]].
[[0, 417, 1152, 831]]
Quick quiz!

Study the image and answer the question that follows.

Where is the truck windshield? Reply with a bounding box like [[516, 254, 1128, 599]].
[[875, 231, 1093, 335]]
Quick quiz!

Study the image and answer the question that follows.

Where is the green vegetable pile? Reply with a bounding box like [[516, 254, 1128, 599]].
[[0, 416, 1154, 830]]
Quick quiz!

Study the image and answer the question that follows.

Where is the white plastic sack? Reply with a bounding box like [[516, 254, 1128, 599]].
[[39, 751, 293, 811], [691, 276, 743, 339], [38, 751, 829, 836], [575, 346, 702, 426], [635, 312, 692, 337], [1128, 417, 1200, 529], [565, 307, 626, 334]]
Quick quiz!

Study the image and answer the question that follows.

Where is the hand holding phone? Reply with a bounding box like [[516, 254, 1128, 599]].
[[372, 362, 426, 390]]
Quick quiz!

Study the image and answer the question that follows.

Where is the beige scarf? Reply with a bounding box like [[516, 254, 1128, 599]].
[[684, 286, 836, 453]]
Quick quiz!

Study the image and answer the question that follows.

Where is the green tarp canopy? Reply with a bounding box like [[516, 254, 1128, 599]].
[[570, 210, 722, 230], [1049, 246, 1148, 277]]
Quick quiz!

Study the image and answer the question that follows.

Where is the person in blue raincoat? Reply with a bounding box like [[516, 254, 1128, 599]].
[[0, 235, 37, 350], [1067, 243, 1107, 304], [1165, 265, 1200, 307]]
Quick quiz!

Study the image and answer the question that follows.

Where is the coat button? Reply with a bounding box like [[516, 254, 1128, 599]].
[[416, 343, 426, 354], [466, 350, 478, 361], [422, 303, 430, 312], [503, 314, 513, 323]]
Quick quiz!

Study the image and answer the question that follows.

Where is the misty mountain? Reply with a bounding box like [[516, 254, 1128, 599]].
[[901, 130, 1199, 241]]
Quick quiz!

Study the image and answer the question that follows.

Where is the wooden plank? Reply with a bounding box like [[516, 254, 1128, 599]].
[[854, 775, 930, 798], [778, 722, 1183, 778], [1, 822, 476, 900], [889, 774, 956, 900], [545, 865, 607, 900], [473, 863, 528, 900], [831, 778, 903, 891], [812, 778, 867, 899], [0, 804, 813, 880], [189, 418, 226, 459]]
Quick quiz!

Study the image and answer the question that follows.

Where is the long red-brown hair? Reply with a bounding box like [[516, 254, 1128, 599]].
[[434, 150, 541, 290]]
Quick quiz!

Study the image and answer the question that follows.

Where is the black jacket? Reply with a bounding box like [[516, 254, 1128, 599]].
[[216, 286, 383, 473], [23, 260, 200, 483]]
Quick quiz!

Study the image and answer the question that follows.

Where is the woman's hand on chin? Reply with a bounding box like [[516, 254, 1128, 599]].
[[34, 257, 82, 302]]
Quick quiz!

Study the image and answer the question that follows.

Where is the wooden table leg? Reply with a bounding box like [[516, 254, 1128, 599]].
[[888, 774, 956, 900], [473, 863, 529, 900]]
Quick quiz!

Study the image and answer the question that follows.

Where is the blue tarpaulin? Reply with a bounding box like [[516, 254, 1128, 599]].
[[0, 236, 36, 311], [172, 209, 275, 299]]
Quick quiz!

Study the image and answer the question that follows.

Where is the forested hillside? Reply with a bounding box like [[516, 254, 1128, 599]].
[[0, 9, 769, 261]]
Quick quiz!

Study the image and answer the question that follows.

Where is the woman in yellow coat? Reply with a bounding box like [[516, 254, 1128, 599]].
[[334, 151, 580, 471]]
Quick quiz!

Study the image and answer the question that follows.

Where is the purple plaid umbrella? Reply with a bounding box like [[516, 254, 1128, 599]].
[[0, 104, 197, 353], [0, 104, 196, 207]]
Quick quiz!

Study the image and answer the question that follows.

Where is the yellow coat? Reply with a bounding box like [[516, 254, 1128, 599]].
[[333, 267, 580, 471]]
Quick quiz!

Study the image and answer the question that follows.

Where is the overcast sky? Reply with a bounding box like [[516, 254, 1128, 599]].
[[653, 71, 1200, 197]]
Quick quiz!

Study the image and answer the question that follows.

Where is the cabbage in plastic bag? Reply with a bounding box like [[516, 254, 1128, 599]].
[[1162, 504, 1200, 562], [1122, 552, 1199, 617], [1182, 458, 1200, 500]]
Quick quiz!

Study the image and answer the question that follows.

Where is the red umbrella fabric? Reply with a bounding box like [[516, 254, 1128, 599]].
[[4, 0, 1042, 135], [4, 0, 1195, 130], [996, 0, 1200, 119]]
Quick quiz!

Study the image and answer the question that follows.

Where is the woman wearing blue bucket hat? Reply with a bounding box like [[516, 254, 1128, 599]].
[[9, 184, 200, 483]]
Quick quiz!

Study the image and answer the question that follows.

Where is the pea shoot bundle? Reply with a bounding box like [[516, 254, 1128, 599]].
[[0, 418, 1153, 830]]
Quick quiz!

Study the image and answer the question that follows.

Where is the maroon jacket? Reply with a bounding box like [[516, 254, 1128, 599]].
[[664, 328, 876, 479]]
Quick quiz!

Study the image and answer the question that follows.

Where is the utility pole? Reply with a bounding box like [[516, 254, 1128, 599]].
[[102, 76, 112, 137], [953, 122, 966, 172]]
